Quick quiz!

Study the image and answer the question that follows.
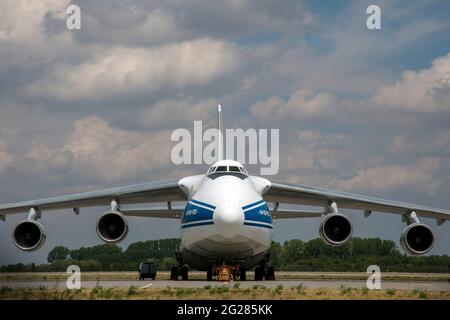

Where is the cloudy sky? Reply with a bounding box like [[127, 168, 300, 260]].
[[1, 0, 450, 264]]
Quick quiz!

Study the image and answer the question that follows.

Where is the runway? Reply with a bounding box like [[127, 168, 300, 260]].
[[2, 279, 449, 291]]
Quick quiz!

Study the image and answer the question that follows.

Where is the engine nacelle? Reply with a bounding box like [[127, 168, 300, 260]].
[[96, 210, 128, 243], [13, 219, 46, 251], [319, 213, 352, 246], [400, 223, 434, 255]]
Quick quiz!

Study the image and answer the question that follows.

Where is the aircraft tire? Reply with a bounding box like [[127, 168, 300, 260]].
[[207, 267, 213, 281], [170, 267, 179, 280], [239, 268, 246, 281], [264, 266, 275, 280], [254, 267, 264, 280], [181, 266, 189, 280]]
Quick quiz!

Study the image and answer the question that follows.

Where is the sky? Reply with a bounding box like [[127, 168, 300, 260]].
[[0, 0, 450, 265]]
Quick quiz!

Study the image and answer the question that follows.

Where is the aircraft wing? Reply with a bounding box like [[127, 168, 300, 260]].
[[122, 207, 184, 219], [264, 181, 450, 225], [271, 209, 322, 219], [0, 179, 185, 217]]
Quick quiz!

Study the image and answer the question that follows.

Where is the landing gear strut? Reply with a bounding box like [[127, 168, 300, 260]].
[[170, 253, 189, 280], [207, 267, 213, 281], [239, 267, 246, 281]]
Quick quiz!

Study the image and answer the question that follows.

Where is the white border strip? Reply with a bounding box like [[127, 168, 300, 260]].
[[188, 201, 215, 211], [181, 219, 214, 226], [244, 220, 272, 227], [243, 203, 267, 212]]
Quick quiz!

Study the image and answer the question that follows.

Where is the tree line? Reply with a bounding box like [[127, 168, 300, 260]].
[[1, 237, 449, 273]]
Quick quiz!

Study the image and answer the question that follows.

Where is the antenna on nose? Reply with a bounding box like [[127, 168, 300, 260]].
[[217, 104, 224, 161]]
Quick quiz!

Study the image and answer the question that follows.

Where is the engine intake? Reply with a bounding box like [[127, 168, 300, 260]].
[[319, 213, 352, 246], [400, 223, 434, 255], [13, 219, 46, 251], [96, 210, 128, 243]]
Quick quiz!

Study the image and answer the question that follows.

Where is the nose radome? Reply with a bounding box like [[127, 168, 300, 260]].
[[213, 201, 244, 238]]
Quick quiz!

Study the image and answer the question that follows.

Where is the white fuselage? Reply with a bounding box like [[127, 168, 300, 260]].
[[178, 166, 273, 270]]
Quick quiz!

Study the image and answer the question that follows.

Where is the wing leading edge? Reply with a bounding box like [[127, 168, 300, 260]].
[[0, 179, 185, 216], [265, 181, 450, 225]]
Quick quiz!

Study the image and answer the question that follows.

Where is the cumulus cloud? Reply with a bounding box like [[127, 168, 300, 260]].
[[280, 129, 355, 174], [388, 130, 450, 155], [71, 0, 314, 46], [24, 116, 174, 183], [25, 38, 239, 100], [0, 0, 69, 42], [0, 0, 75, 73], [266, 128, 365, 188], [250, 89, 337, 120], [296, 129, 350, 147], [160, 0, 314, 39], [372, 52, 450, 112], [328, 157, 442, 194], [139, 98, 220, 128], [78, 3, 180, 46]]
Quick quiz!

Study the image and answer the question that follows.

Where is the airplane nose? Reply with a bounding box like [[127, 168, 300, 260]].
[[213, 201, 244, 238]]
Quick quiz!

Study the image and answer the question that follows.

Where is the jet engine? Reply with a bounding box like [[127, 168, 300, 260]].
[[400, 223, 434, 255], [96, 210, 128, 243], [319, 213, 352, 246], [13, 219, 46, 251]]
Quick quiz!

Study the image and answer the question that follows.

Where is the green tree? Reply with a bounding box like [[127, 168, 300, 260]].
[[3, 237, 450, 273], [47, 246, 70, 263], [281, 239, 304, 265], [269, 241, 283, 268]]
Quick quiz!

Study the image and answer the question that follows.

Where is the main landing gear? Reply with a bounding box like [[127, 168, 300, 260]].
[[170, 253, 189, 280], [254, 255, 275, 281], [170, 266, 189, 280]]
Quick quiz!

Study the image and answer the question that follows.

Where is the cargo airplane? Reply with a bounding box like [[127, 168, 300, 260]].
[[1, 106, 449, 281]]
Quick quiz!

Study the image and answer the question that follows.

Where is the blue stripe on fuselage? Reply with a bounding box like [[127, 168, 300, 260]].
[[181, 199, 272, 228], [243, 203, 272, 224], [182, 202, 214, 224]]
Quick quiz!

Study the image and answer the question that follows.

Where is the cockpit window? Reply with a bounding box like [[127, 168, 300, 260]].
[[207, 164, 248, 180]]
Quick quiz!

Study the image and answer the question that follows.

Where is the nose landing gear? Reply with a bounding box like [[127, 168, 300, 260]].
[[207, 263, 247, 281], [217, 264, 233, 281]]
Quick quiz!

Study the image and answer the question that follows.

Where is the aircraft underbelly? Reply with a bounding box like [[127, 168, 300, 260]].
[[181, 224, 272, 261]]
